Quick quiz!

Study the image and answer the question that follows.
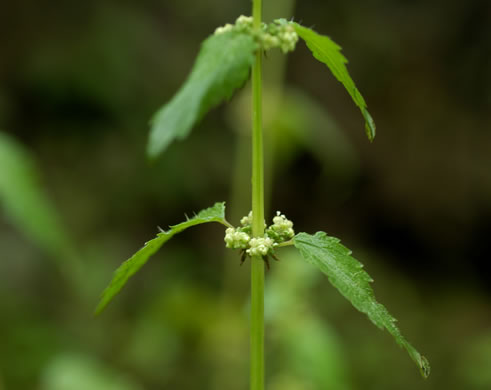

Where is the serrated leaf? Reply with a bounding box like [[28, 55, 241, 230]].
[[148, 31, 257, 158], [95, 202, 227, 314], [0, 131, 75, 264], [293, 231, 430, 378], [293, 23, 376, 141]]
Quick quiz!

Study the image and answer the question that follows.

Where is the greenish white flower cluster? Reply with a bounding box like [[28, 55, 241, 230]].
[[214, 15, 254, 36], [224, 227, 250, 249], [266, 211, 295, 242], [214, 24, 234, 35], [224, 211, 295, 258], [260, 20, 299, 53], [236, 15, 254, 31], [240, 211, 253, 226], [247, 237, 274, 256], [214, 16, 299, 54]]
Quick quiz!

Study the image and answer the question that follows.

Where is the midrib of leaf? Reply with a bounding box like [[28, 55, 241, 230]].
[[95, 202, 228, 314], [293, 231, 430, 378]]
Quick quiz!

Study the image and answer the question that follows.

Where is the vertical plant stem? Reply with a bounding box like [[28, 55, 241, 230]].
[[251, 0, 264, 390]]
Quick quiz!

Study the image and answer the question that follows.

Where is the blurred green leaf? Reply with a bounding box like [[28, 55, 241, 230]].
[[266, 250, 350, 389], [0, 131, 75, 264], [293, 231, 430, 378], [41, 353, 142, 390], [278, 319, 350, 390], [270, 87, 359, 177], [95, 202, 227, 314], [148, 31, 257, 158], [293, 23, 376, 141]]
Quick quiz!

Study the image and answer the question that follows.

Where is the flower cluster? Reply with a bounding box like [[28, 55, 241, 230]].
[[235, 15, 254, 31], [260, 20, 299, 53], [214, 15, 253, 36], [214, 16, 299, 54], [224, 211, 295, 259], [266, 211, 295, 242], [247, 237, 275, 256], [240, 211, 253, 227], [224, 227, 250, 249], [214, 24, 234, 35]]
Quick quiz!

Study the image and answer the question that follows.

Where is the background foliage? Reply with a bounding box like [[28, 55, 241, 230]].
[[0, 0, 490, 389]]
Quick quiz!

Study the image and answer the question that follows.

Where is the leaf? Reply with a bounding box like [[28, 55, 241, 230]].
[[148, 31, 257, 158], [41, 353, 141, 390], [95, 202, 227, 314], [293, 231, 430, 378], [292, 23, 376, 141], [0, 131, 76, 265], [270, 87, 359, 177]]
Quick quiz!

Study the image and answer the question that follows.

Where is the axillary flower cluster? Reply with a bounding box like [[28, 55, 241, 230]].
[[215, 15, 299, 54], [224, 211, 295, 267]]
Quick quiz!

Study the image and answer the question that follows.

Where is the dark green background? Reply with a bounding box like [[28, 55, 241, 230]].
[[1, 0, 490, 389]]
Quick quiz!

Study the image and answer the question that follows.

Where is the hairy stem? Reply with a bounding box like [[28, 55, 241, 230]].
[[251, 0, 264, 389]]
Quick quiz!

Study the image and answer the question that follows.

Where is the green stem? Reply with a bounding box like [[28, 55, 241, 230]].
[[251, 0, 264, 390]]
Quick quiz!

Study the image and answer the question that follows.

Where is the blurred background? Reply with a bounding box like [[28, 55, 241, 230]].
[[1, 0, 490, 389]]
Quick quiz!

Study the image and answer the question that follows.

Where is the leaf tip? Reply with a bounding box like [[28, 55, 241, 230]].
[[419, 355, 431, 378], [363, 109, 376, 142], [93, 300, 107, 317], [146, 135, 163, 162], [366, 126, 376, 142]]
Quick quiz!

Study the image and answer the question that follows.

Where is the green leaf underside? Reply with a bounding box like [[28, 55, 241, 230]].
[[293, 23, 376, 141], [95, 202, 227, 314], [0, 132, 74, 262], [148, 31, 257, 158], [293, 232, 430, 378]]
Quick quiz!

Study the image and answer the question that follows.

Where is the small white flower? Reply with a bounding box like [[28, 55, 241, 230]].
[[224, 227, 250, 249], [269, 211, 295, 239], [284, 24, 295, 33], [262, 34, 280, 50], [214, 23, 234, 35], [240, 211, 253, 226], [236, 15, 253, 27], [247, 237, 274, 256], [277, 26, 298, 53]]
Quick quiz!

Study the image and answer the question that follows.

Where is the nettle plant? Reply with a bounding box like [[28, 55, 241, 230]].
[[96, 4, 430, 388]]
